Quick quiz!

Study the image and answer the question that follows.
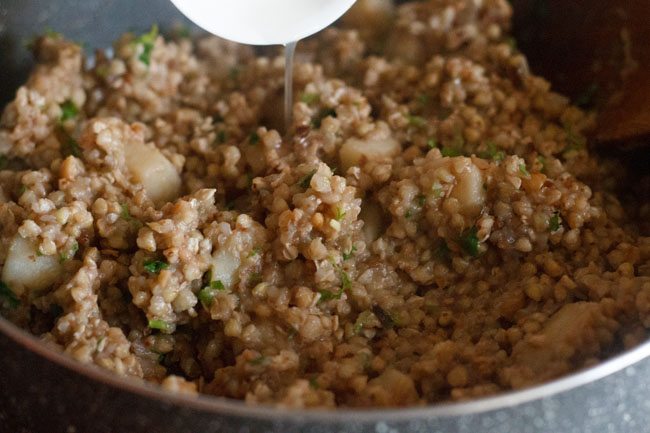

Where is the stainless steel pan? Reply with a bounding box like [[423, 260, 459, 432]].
[[1, 1, 648, 432]]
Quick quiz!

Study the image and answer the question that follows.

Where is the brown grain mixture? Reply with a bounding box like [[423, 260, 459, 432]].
[[1, 0, 649, 408]]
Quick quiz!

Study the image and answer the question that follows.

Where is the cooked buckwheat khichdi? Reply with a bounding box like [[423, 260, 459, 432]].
[[0, 0, 648, 408]]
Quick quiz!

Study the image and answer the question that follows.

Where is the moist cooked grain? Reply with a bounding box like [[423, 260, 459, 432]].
[[0, 0, 648, 408]]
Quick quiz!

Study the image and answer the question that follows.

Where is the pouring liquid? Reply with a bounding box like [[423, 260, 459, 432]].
[[283, 41, 298, 131]]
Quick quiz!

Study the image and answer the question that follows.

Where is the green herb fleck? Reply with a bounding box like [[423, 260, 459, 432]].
[[143, 259, 169, 274], [60, 100, 79, 122], [309, 377, 320, 389], [248, 247, 262, 258], [198, 280, 226, 308], [372, 305, 395, 329], [148, 319, 173, 332], [548, 212, 561, 232], [519, 163, 530, 177], [0, 155, 7, 170], [416, 194, 426, 207], [299, 170, 317, 189], [342, 245, 357, 261], [334, 207, 346, 221], [460, 226, 480, 257], [432, 183, 444, 198], [248, 355, 267, 366], [249, 132, 260, 145], [479, 142, 505, 162], [59, 241, 79, 263], [18, 185, 27, 196], [61, 134, 82, 158], [215, 130, 227, 144], [319, 287, 344, 302], [120, 203, 133, 221], [537, 155, 547, 173], [416, 93, 430, 105], [340, 269, 352, 291], [405, 209, 413, 219], [311, 108, 337, 128], [407, 115, 426, 128], [0, 282, 19, 309], [300, 93, 320, 105], [441, 147, 462, 157], [426, 138, 437, 149], [135, 24, 158, 66], [353, 310, 374, 334], [505, 36, 518, 50]]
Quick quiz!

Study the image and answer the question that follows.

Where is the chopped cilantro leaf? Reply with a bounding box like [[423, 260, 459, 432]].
[[426, 138, 437, 149], [120, 203, 133, 221], [519, 163, 530, 177], [300, 93, 320, 105], [216, 130, 227, 144], [407, 115, 426, 128], [198, 281, 224, 308], [135, 25, 158, 66], [319, 287, 344, 302], [441, 147, 462, 157], [61, 133, 82, 158], [248, 355, 267, 366], [148, 319, 173, 332], [299, 170, 317, 189], [416, 194, 426, 207], [60, 100, 79, 122], [340, 270, 352, 290], [548, 212, 561, 232], [248, 247, 261, 257], [198, 279, 226, 307], [0, 155, 7, 170], [143, 259, 169, 274], [0, 281, 19, 309], [59, 241, 79, 263], [353, 310, 374, 334], [334, 207, 346, 221], [342, 245, 357, 261], [309, 377, 320, 389], [479, 142, 505, 162], [537, 155, 547, 173], [460, 226, 480, 257], [416, 93, 429, 105], [249, 132, 260, 145]]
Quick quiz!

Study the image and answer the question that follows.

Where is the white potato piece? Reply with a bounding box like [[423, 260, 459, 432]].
[[339, 136, 400, 171], [124, 141, 182, 205], [450, 158, 485, 218], [359, 200, 385, 243], [209, 249, 241, 290], [2, 235, 63, 296], [512, 302, 614, 375]]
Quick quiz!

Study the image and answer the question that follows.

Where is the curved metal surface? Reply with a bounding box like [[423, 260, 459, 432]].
[[1, 0, 649, 432]]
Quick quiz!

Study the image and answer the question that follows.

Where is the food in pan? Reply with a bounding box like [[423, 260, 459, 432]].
[[0, 0, 648, 407]]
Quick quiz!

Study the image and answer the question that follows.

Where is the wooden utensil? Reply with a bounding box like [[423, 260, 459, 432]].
[[511, 0, 650, 148]]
